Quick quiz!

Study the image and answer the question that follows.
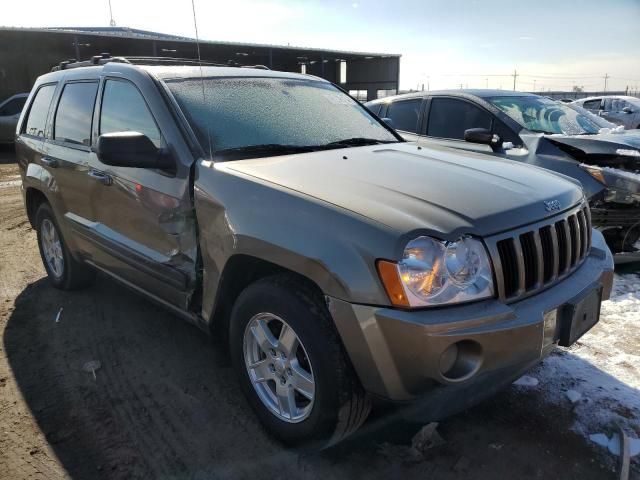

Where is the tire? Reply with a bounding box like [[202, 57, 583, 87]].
[[229, 274, 371, 448], [35, 202, 96, 290]]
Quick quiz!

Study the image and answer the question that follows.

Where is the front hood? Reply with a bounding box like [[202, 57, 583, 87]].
[[221, 143, 583, 237], [547, 132, 640, 169]]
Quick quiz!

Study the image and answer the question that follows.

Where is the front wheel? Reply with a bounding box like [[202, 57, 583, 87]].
[[229, 275, 370, 448]]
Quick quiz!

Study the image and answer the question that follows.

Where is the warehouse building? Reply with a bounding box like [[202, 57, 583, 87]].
[[0, 27, 400, 103]]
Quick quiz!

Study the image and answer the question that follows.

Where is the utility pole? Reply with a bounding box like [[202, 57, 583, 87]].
[[603, 73, 609, 93], [512, 69, 518, 91], [108, 0, 116, 26], [459, 83, 464, 89], [427, 77, 430, 91], [533, 79, 536, 92]]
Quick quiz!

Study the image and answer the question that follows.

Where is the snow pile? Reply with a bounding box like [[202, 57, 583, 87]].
[[526, 272, 640, 447], [598, 125, 626, 134]]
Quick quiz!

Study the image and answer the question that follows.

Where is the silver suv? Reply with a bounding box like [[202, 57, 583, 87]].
[[17, 56, 613, 447]]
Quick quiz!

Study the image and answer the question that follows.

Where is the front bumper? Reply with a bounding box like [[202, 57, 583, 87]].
[[328, 229, 614, 407]]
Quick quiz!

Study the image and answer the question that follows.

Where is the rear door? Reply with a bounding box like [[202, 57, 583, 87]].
[[42, 80, 100, 256], [85, 75, 197, 309]]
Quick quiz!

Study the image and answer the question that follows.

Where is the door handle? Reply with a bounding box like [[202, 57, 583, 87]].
[[41, 157, 58, 168], [88, 169, 112, 186]]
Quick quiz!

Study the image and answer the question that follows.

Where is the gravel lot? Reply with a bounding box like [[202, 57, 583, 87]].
[[0, 149, 638, 479]]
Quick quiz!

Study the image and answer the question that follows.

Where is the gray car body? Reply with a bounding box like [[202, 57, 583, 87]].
[[0, 93, 28, 143], [366, 90, 640, 262], [573, 95, 640, 130], [17, 65, 613, 408]]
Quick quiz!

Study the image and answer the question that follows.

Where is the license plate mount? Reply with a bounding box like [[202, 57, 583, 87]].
[[558, 285, 603, 347]]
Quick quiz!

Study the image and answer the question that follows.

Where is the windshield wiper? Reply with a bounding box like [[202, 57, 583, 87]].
[[325, 137, 397, 147], [215, 144, 318, 160]]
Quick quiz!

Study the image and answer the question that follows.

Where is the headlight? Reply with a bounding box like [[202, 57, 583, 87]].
[[377, 235, 494, 308]]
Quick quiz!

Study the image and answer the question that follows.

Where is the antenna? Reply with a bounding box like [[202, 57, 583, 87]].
[[108, 0, 116, 27], [191, 0, 214, 160]]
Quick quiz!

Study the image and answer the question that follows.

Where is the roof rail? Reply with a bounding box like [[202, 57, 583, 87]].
[[50, 54, 271, 72]]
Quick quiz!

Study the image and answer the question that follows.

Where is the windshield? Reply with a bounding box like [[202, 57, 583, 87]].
[[487, 95, 601, 135], [166, 76, 398, 159]]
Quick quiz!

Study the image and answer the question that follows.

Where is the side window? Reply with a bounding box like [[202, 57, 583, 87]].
[[0, 97, 26, 116], [427, 98, 492, 140], [54, 82, 99, 146], [24, 85, 56, 138], [386, 99, 421, 133], [582, 99, 601, 111], [100, 80, 161, 147], [367, 103, 382, 116]]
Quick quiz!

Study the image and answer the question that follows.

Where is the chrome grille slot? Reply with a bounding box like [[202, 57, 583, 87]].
[[488, 202, 592, 302]]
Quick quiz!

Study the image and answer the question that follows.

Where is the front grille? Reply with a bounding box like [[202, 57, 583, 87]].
[[491, 204, 591, 302]]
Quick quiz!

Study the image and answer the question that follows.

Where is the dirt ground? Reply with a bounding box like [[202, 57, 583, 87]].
[[0, 147, 634, 480]]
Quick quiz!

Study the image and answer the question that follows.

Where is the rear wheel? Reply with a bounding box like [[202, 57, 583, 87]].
[[35, 202, 95, 290], [229, 275, 370, 448]]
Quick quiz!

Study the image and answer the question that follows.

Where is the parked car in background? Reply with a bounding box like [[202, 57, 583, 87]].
[[573, 96, 640, 130], [564, 102, 619, 130], [0, 93, 28, 143], [366, 91, 640, 262], [17, 57, 614, 447]]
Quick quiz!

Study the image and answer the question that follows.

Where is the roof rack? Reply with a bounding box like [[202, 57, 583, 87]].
[[51, 54, 270, 72]]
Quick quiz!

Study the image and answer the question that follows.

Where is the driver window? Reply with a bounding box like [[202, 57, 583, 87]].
[[100, 79, 162, 147], [427, 98, 492, 140]]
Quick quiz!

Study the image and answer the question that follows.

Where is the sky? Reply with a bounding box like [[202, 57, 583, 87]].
[[2, 0, 640, 92]]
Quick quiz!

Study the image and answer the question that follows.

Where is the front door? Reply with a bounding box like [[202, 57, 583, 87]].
[[84, 76, 198, 309]]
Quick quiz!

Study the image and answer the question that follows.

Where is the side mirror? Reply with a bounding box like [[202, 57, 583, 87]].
[[622, 106, 633, 114], [464, 128, 501, 150], [380, 117, 395, 129], [96, 132, 173, 170]]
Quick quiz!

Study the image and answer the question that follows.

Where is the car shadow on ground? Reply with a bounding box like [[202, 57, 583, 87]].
[[3, 274, 629, 479]]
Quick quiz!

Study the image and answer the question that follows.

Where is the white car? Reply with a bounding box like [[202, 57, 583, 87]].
[[0, 93, 29, 143], [573, 96, 640, 130]]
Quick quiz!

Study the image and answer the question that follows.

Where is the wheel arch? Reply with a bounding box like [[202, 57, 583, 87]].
[[207, 254, 327, 341]]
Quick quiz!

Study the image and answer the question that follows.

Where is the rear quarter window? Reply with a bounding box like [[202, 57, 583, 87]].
[[24, 85, 56, 138]]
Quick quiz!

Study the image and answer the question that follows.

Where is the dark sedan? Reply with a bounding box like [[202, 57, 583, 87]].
[[366, 90, 640, 262]]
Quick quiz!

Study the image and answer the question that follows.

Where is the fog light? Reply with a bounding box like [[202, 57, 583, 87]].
[[439, 340, 483, 382]]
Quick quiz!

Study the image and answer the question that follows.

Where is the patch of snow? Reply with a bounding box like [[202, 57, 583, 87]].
[[589, 433, 610, 448], [565, 390, 582, 403], [590, 432, 640, 457], [598, 125, 626, 134], [513, 375, 539, 387], [531, 273, 640, 449]]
